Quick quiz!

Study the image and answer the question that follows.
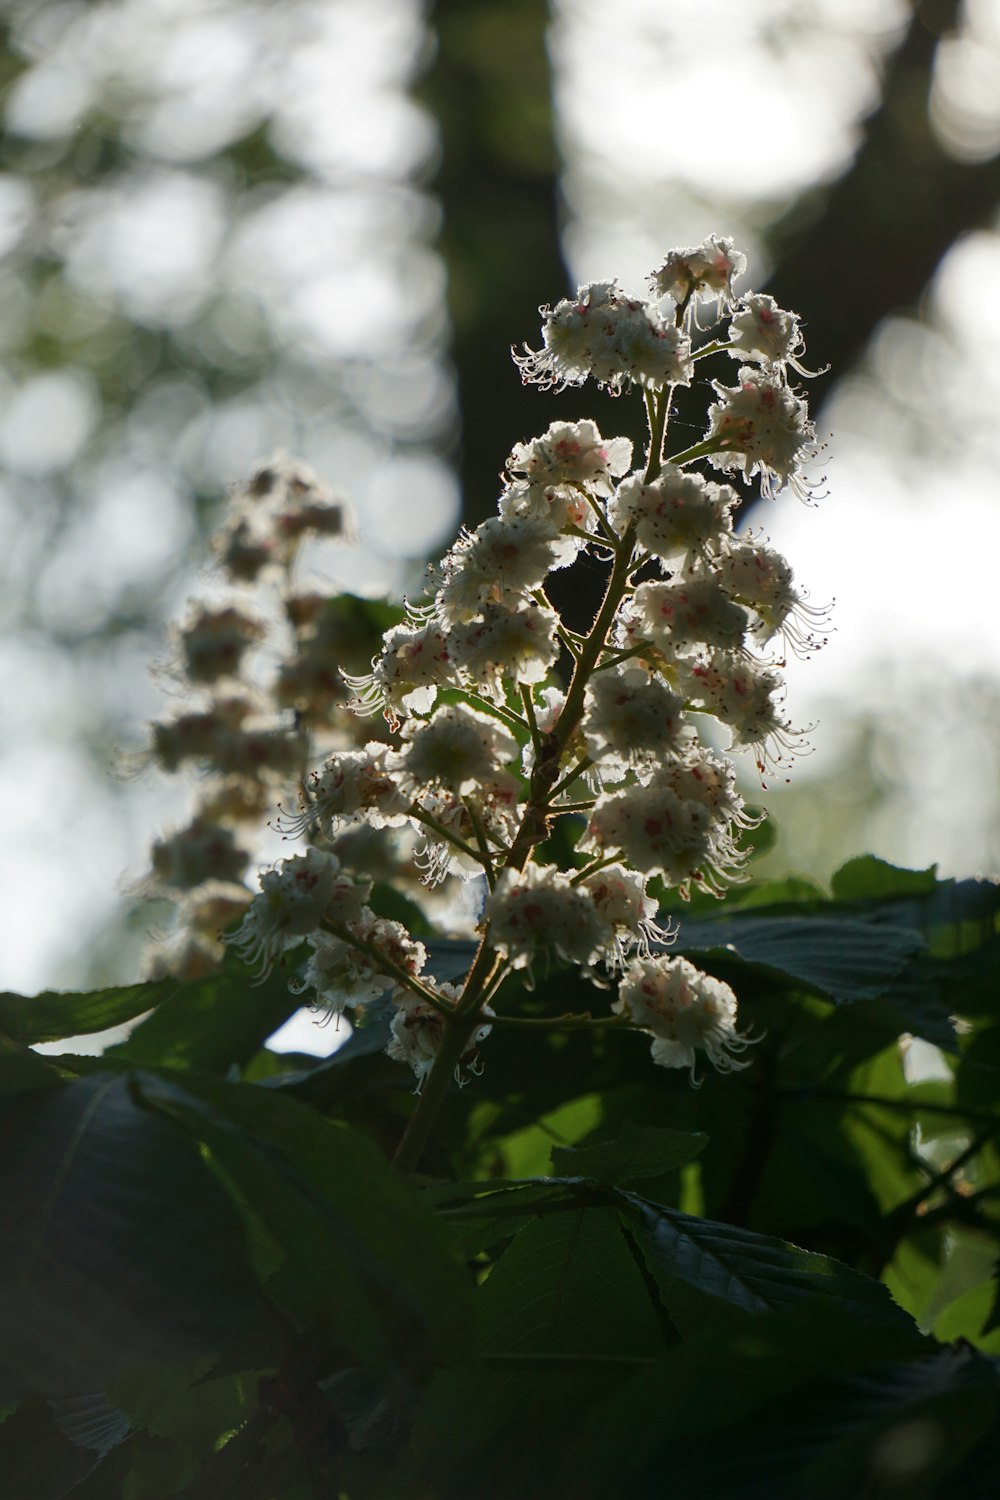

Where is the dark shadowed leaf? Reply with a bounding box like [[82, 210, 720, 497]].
[[0, 1073, 259, 1400], [623, 1192, 912, 1325], [652, 1340, 1000, 1500], [108, 957, 300, 1073], [550, 1119, 707, 1183], [675, 913, 924, 1006], [0, 980, 176, 1046], [136, 1071, 472, 1374], [0, 1398, 105, 1500], [0, 1035, 64, 1097], [414, 1205, 664, 1494]]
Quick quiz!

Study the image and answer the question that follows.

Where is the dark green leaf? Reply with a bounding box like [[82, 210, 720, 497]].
[[656, 1340, 1000, 1500], [550, 1119, 707, 1183], [414, 1206, 664, 1491], [562, 1302, 929, 1497], [0, 980, 176, 1046], [831, 855, 940, 901], [624, 1192, 913, 1325], [109, 957, 300, 1074], [0, 1398, 103, 1500], [676, 913, 925, 1006], [0, 1074, 260, 1400], [107, 1357, 252, 1456], [0, 1035, 64, 1097], [136, 1071, 472, 1374]]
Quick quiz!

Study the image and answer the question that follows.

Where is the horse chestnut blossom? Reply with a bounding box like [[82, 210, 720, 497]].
[[615, 955, 752, 1082], [143, 238, 829, 1152]]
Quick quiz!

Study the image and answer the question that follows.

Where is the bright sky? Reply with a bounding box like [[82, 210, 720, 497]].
[[2, 0, 1000, 1030]]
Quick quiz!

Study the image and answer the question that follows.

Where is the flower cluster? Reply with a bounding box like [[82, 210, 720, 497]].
[[149, 237, 828, 1098], [137, 455, 420, 981]]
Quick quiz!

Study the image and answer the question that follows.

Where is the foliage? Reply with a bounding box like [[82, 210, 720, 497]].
[[2, 861, 1000, 1500]]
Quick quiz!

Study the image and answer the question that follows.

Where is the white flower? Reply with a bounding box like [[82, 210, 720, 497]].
[[433, 515, 571, 625], [705, 366, 819, 500], [654, 748, 756, 831], [282, 743, 410, 837], [398, 703, 518, 795], [224, 848, 360, 978], [343, 621, 458, 725], [413, 772, 523, 886], [715, 536, 831, 657], [387, 983, 492, 1090], [506, 420, 632, 495], [486, 863, 609, 971], [451, 598, 560, 695], [681, 652, 806, 772], [608, 466, 736, 568], [175, 604, 264, 684], [579, 864, 676, 969], [151, 817, 250, 891], [291, 928, 391, 1015], [499, 479, 595, 536], [726, 293, 817, 379], [649, 237, 746, 315], [630, 576, 749, 656], [616, 954, 753, 1082], [582, 782, 716, 892], [582, 667, 688, 778], [513, 282, 692, 395]]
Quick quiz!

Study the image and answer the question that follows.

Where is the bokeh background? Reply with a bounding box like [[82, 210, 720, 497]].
[[2, 0, 1000, 997]]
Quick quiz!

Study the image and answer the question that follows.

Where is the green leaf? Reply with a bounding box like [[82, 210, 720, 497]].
[[108, 1357, 253, 1456], [624, 1192, 912, 1326], [934, 1280, 1000, 1353], [0, 1074, 260, 1400], [0, 980, 176, 1046], [109, 958, 300, 1074], [560, 1302, 930, 1497], [676, 912, 925, 1006], [656, 1339, 1000, 1499], [414, 1206, 664, 1490], [550, 1120, 707, 1184], [0, 1034, 64, 1097], [136, 1071, 472, 1374], [0, 1398, 106, 1500], [831, 855, 939, 900]]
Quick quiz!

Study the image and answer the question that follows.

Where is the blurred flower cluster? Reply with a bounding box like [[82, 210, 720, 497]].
[[143, 236, 829, 1092]]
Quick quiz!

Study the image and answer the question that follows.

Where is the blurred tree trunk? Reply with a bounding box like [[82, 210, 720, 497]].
[[745, 0, 1000, 515], [421, 0, 575, 530]]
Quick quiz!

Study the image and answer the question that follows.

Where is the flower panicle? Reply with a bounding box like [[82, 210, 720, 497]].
[[143, 236, 826, 1094]]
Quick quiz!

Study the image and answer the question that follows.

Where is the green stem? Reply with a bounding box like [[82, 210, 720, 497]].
[[408, 804, 487, 871], [594, 643, 651, 672], [456, 688, 528, 734], [520, 683, 544, 759], [644, 390, 670, 481], [570, 854, 619, 884], [392, 917, 513, 1173], [391, 1009, 485, 1173], [668, 437, 724, 467], [548, 755, 592, 800], [465, 801, 498, 891]]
